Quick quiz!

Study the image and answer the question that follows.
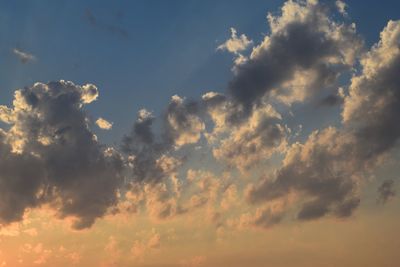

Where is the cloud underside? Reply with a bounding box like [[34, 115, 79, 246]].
[[0, 0, 399, 230]]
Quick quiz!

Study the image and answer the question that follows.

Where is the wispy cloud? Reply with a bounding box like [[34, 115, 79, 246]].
[[13, 48, 36, 64]]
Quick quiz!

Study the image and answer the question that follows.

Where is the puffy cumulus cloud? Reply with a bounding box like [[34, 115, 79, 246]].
[[202, 92, 287, 172], [212, 105, 287, 172], [81, 84, 99, 104], [121, 95, 205, 204], [13, 48, 36, 64], [246, 20, 400, 224], [103, 235, 122, 266], [238, 205, 285, 229], [130, 229, 162, 260], [96, 117, 113, 130], [165, 95, 205, 148], [343, 20, 400, 160], [0, 105, 14, 123], [121, 108, 186, 195], [186, 170, 223, 208], [0, 134, 45, 223], [183, 169, 242, 228], [144, 182, 186, 221], [377, 179, 396, 204], [227, 0, 362, 114], [336, 0, 348, 16], [147, 231, 161, 249], [121, 107, 193, 220], [220, 184, 238, 211], [0, 81, 123, 229], [122, 109, 171, 184], [246, 127, 360, 221], [21, 243, 53, 265], [218, 28, 252, 54], [139, 167, 231, 222], [201, 91, 231, 142]]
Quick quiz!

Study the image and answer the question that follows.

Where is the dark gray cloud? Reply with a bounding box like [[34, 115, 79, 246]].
[[226, 0, 361, 120], [0, 81, 123, 229], [246, 127, 360, 221], [377, 179, 396, 204], [120, 95, 212, 220], [0, 133, 45, 223], [121, 109, 171, 184], [247, 19, 400, 223], [163, 95, 205, 147], [121, 94, 204, 185]]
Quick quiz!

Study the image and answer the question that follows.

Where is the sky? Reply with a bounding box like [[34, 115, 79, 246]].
[[0, 0, 399, 266]]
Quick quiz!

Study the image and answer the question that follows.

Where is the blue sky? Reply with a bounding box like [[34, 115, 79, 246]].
[[1, 0, 399, 144]]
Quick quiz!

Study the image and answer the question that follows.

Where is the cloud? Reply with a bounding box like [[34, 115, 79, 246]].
[[246, 19, 400, 223], [81, 84, 99, 104], [13, 48, 35, 64], [239, 206, 285, 229], [96, 117, 113, 130], [342, 20, 400, 160], [218, 28, 253, 55], [246, 127, 361, 221], [377, 179, 396, 204], [336, 0, 348, 16], [1, 1, 399, 233], [144, 182, 185, 221], [130, 229, 162, 260], [201, 92, 288, 172], [0, 81, 123, 229], [165, 95, 205, 148], [121, 108, 182, 185], [122, 95, 204, 187], [212, 104, 287, 172], [227, 0, 362, 116]]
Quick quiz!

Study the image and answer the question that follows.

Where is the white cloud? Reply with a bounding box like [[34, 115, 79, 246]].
[[96, 117, 113, 130], [218, 27, 252, 54], [13, 48, 35, 63], [336, 0, 348, 16]]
